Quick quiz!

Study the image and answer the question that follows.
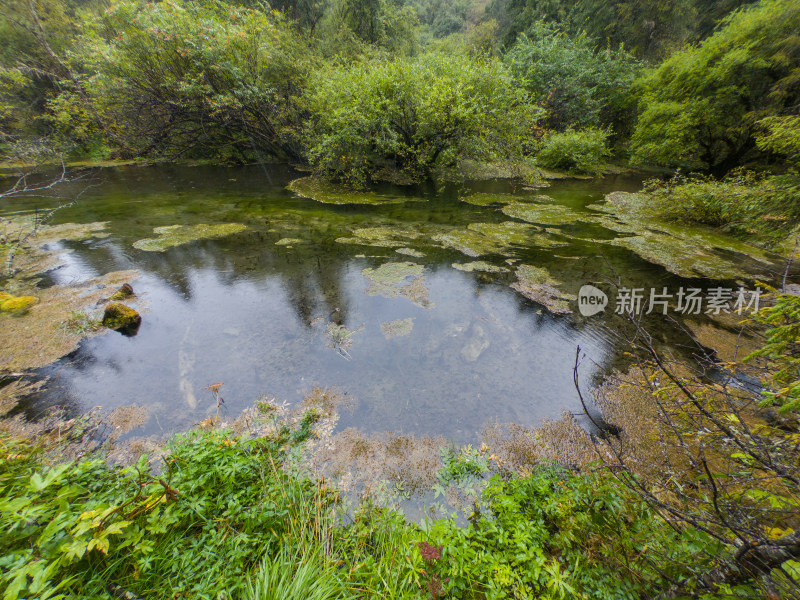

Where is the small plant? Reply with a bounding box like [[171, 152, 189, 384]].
[[534, 127, 610, 174], [325, 322, 363, 360], [204, 381, 225, 424], [61, 311, 102, 334], [437, 445, 489, 486]]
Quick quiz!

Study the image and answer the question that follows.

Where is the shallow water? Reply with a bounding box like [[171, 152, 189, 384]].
[[0, 165, 785, 442]]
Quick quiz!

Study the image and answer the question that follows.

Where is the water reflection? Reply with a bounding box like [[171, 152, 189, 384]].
[[0, 165, 779, 443]]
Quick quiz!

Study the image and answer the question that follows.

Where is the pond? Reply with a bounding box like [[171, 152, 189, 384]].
[[0, 164, 784, 443]]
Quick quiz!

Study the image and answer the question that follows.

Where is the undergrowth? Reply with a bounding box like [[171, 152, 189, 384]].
[[0, 419, 750, 600]]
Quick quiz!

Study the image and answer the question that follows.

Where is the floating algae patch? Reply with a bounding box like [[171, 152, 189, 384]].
[[591, 191, 775, 266], [510, 264, 574, 315], [452, 261, 509, 273], [336, 226, 421, 249], [275, 238, 305, 246], [133, 223, 247, 252], [362, 262, 432, 308], [501, 202, 580, 226], [381, 317, 414, 339], [461, 192, 558, 207], [467, 222, 538, 245], [288, 177, 417, 206], [431, 229, 510, 258], [607, 233, 749, 279], [396, 247, 425, 258]]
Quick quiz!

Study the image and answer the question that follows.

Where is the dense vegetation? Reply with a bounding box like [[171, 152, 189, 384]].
[[2, 1, 800, 598]]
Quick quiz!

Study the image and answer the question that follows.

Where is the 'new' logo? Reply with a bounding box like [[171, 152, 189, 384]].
[[577, 285, 608, 317]]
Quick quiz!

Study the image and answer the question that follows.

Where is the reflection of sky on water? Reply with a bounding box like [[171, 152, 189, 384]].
[[2, 164, 780, 443], [30, 247, 611, 443]]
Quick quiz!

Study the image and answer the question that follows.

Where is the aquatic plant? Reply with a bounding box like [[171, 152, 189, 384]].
[[510, 264, 574, 314], [289, 177, 412, 205], [325, 323, 364, 360], [381, 318, 414, 339], [133, 223, 248, 252]]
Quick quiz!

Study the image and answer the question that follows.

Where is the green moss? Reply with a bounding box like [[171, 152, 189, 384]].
[[431, 230, 509, 257], [362, 262, 425, 289], [608, 233, 750, 279], [336, 226, 421, 249], [395, 247, 426, 258], [510, 265, 574, 315], [452, 261, 509, 273], [0, 296, 38, 312], [468, 222, 569, 248], [133, 223, 248, 252], [109, 283, 134, 301], [501, 202, 580, 225], [275, 238, 306, 246], [288, 177, 418, 205], [591, 191, 775, 266], [0, 292, 13, 303], [380, 318, 414, 339], [101, 302, 142, 331]]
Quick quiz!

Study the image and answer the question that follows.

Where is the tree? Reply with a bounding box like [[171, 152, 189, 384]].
[[505, 21, 640, 133], [66, 0, 312, 162], [630, 0, 800, 174]]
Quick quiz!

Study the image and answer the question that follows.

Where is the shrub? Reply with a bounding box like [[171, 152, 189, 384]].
[[304, 51, 540, 186], [534, 127, 610, 174], [641, 171, 800, 244]]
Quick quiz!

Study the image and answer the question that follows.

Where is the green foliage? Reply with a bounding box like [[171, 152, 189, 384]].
[[756, 116, 800, 168], [246, 545, 355, 600], [304, 51, 539, 186], [747, 293, 800, 413], [486, 0, 755, 60], [68, 0, 312, 161], [638, 171, 800, 243], [630, 0, 800, 174], [534, 127, 610, 174], [437, 445, 489, 485], [0, 428, 332, 599], [505, 22, 640, 132]]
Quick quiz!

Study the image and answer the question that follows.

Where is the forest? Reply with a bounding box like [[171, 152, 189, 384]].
[[1, 0, 800, 599]]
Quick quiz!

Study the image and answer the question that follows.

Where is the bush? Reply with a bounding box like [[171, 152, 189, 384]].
[[67, 0, 311, 162], [641, 171, 800, 244], [304, 51, 540, 186], [534, 127, 610, 174]]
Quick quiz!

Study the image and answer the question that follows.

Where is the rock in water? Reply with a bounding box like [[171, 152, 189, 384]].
[[110, 283, 134, 300], [102, 302, 141, 335]]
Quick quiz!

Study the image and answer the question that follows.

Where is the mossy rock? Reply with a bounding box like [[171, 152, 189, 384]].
[[102, 302, 142, 332], [109, 283, 134, 301], [0, 296, 39, 313]]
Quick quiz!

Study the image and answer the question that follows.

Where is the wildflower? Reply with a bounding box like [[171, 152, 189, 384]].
[[417, 541, 442, 562]]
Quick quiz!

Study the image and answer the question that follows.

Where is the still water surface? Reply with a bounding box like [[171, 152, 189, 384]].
[[0, 165, 782, 442]]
